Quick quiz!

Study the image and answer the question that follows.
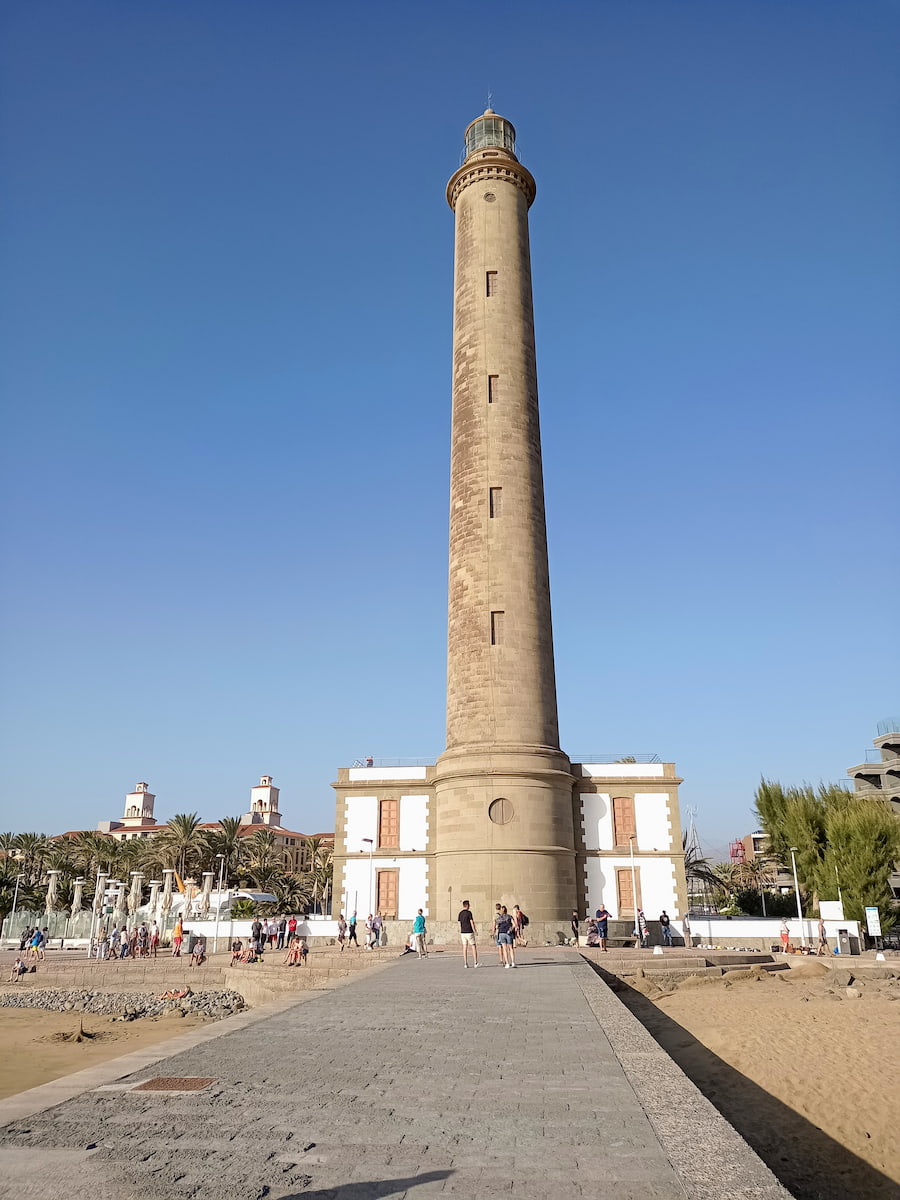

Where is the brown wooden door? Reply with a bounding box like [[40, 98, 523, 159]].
[[378, 798, 399, 848], [376, 869, 399, 919], [616, 867, 641, 919], [612, 797, 636, 847]]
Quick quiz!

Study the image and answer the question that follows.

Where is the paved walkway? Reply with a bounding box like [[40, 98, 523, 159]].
[[0, 950, 787, 1200]]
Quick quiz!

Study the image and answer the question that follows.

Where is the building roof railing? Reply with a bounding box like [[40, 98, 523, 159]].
[[350, 757, 435, 768], [877, 717, 900, 737], [569, 753, 662, 764]]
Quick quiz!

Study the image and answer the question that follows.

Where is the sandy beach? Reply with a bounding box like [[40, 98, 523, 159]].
[[0, 1007, 212, 1100], [617, 960, 900, 1200]]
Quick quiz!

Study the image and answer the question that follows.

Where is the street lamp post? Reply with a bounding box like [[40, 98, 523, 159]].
[[9, 873, 25, 936], [362, 838, 374, 917], [789, 847, 807, 946], [628, 835, 639, 935]]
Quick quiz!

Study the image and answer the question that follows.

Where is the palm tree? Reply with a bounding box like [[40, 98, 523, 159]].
[[156, 813, 204, 879], [302, 837, 334, 914], [248, 862, 284, 894], [13, 832, 49, 884], [271, 874, 312, 913], [206, 817, 245, 883], [246, 828, 277, 871]]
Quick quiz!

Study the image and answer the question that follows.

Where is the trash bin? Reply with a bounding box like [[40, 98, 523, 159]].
[[838, 929, 851, 956]]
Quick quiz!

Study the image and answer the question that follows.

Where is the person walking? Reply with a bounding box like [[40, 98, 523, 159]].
[[817, 918, 828, 956], [149, 922, 160, 958], [412, 909, 427, 958], [512, 905, 528, 947], [594, 905, 610, 953], [570, 911, 580, 945], [372, 912, 383, 947], [277, 916, 287, 951], [495, 906, 516, 968], [347, 912, 359, 947], [780, 918, 790, 953], [171, 916, 184, 957], [659, 910, 672, 947], [458, 900, 480, 968], [636, 909, 650, 948], [492, 903, 505, 964], [337, 914, 347, 950], [365, 914, 376, 949]]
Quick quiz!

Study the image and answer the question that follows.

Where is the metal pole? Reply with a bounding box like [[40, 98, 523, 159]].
[[628, 836, 638, 933], [10, 873, 23, 933], [213, 854, 225, 954], [362, 838, 374, 915], [789, 847, 806, 946]]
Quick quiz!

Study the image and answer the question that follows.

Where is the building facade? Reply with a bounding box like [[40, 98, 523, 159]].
[[90, 777, 329, 873], [847, 718, 900, 899], [332, 111, 688, 932]]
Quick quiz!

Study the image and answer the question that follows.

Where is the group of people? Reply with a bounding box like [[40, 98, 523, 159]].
[[335, 912, 383, 950], [17, 926, 49, 960], [398, 901, 530, 967], [572, 907, 675, 951], [94, 921, 161, 960]]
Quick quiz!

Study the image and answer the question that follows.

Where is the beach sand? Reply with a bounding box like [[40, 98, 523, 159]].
[[618, 961, 900, 1200], [0, 1008, 211, 1100]]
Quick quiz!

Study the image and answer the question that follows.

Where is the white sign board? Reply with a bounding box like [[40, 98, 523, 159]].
[[864, 907, 882, 937], [819, 900, 844, 921]]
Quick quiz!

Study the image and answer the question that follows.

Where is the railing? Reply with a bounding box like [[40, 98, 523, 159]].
[[349, 757, 435, 768], [569, 753, 662, 764], [877, 718, 900, 737]]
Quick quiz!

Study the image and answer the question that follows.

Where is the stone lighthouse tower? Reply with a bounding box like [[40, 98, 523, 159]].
[[332, 110, 687, 936], [432, 110, 577, 921]]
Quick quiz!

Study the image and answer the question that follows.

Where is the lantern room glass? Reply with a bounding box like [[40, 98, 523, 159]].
[[465, 116, 516, 157]]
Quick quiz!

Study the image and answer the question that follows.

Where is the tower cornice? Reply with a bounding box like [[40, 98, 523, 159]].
[[446, 155, 536, 211]]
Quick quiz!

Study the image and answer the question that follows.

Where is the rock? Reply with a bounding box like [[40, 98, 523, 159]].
[[845, 987, 862, 1000]]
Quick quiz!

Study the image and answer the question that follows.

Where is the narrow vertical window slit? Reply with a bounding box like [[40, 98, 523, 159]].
[[490, 611, 504, 646]]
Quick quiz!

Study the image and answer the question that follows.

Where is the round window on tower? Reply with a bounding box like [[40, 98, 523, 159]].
[[488, 797, 514, 825], [483, 192, 496, 203]]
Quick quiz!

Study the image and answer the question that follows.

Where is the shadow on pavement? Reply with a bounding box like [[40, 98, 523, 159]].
[[610, 976, 897, 1200], [279, 1169, 452, 1198]]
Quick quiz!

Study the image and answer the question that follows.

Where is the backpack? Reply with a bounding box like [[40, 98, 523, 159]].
[[521, 913, 529, 927]]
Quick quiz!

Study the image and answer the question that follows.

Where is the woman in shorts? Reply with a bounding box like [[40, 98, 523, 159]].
[[495, 906, 517, 969]]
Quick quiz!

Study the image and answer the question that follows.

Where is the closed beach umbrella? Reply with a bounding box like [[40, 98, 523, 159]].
[[160, 870, 174, 916], [71, 878, 85, 917], [199, 872, 214, 915], [45, 870, 60, 913], [94, 873, 108, 914], [114, 883, 128, 924], [147, 881, 162, 922], [127, 871, 144, 916]]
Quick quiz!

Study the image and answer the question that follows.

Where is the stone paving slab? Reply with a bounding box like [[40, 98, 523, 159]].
[[0, 950, 787, 1200]]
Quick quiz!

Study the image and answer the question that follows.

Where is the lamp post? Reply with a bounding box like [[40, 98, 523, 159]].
[[213, 854, 226, 954], [789, 847, 806, 946], [9, 873, 25, 936], [628, 835, 639, 932], [362, 838, 374, 916]]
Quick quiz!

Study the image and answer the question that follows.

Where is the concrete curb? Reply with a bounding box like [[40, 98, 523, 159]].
[[572, 955, 790, 1200]]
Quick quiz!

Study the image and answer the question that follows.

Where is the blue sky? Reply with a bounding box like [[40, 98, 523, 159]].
[[1, 2, 897, 860]]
